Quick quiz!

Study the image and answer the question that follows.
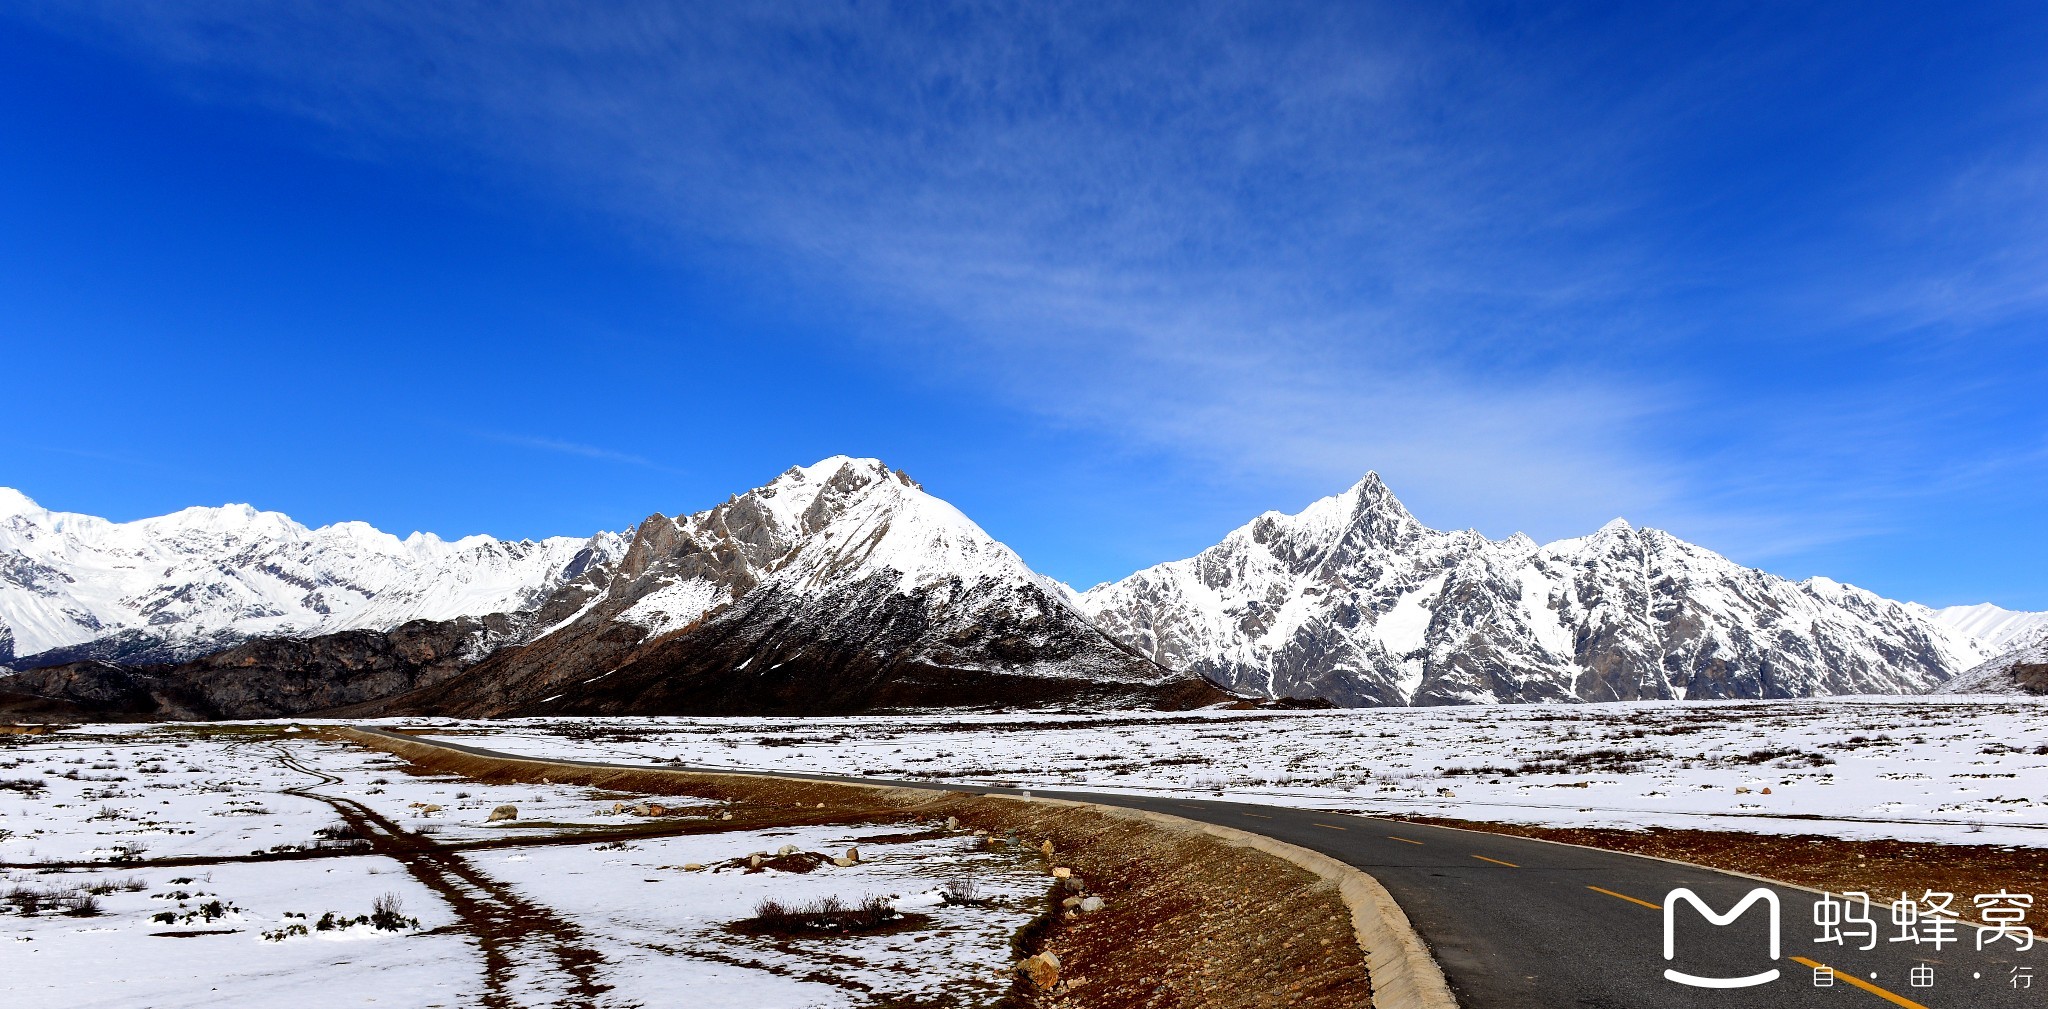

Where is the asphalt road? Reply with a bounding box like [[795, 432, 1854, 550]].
[[372, 730, 2048, 1009]]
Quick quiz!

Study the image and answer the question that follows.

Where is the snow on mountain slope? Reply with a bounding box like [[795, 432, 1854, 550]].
[[0, 488, 623, 666], [545, 456, 1158, 683], [1081, 472, 1989, 705], [1940, 623, 2048, 695], [1921, 602, 2048, 652]]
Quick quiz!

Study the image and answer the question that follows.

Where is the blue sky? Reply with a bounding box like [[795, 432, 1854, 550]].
[[3, 2, 2045, 607]]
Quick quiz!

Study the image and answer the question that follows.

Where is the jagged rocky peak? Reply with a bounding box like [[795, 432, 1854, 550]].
[[604, 456, 1065, 640], [1081, 469, 2016, 705]]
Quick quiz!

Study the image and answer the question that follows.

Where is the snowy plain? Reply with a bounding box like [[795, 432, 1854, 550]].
[[0, 728, 1046, 1009], [392, 697, 2048, 848]]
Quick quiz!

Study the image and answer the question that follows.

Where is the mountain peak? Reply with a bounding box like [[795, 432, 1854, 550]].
[[1338, 470, 1423, 539], [0, 487, 41, 519]]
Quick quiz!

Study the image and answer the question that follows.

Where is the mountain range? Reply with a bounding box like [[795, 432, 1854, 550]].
[[1, 459, 2040, 719]]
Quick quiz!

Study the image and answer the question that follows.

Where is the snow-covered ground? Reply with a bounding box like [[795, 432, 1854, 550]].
[[387, 696, 2048, 848], [1, 729, 1048, 1009]]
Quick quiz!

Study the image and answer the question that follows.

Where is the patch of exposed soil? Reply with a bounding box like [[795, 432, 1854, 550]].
[[1391, 815, 2048, 904]]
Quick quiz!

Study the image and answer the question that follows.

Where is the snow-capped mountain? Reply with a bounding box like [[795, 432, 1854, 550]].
[[0, 487, 623, 668], [1079, 472, 2014, 705], [1919, 602, 2048, 653], [383, 457, 1215, 716], [1940, 623, 2048, 695]]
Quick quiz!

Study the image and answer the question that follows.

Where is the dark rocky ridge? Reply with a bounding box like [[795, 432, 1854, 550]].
[[0, 616, 516, 720]]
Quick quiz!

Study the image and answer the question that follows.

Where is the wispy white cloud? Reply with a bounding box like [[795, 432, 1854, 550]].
[[20, 2, 2048, 594], [12, 2, 1687, 537], [472, 430, 677, 473]]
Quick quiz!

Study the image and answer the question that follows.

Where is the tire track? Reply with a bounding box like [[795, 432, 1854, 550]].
[[269, 744, 618, 1009]]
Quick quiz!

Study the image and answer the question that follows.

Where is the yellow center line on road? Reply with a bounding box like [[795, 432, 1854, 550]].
[[1789, 957, 1931, 1009], [1312, 822, 1347, 830], [1472, 854, 1519, 867], [1241, 812, 1273, 819], [1582, 889, 1928, 1009], [1587, 885, 1662, 910], [1387, 836, 1425, 845]]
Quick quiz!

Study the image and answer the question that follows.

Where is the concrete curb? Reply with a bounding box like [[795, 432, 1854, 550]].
[[1061, 800, 1459, 1009], [334, 726, 1459, 1009]]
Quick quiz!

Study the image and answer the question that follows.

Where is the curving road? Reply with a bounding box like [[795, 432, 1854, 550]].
[[365, 730, 2048, 1009]]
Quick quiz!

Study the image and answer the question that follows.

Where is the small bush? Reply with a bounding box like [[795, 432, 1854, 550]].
[[942, 877, 980, 904], [0, 777, 45, 794], [5, 885, 45, 916], [370, 893, 418, 931], [743, 893, 901, 934]]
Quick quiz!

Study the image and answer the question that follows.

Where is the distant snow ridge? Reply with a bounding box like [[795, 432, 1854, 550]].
[[0, 487, 624, 667], [1940, 624, 2048, 695], [1920, 602, 2048, 653], [1079, 472, 2023, 705]]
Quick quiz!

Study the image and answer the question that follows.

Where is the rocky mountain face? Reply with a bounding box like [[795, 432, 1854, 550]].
[[1080, 473, 2002, 705], [0, 486, 621, 669], [366, 458, 1225, 716]]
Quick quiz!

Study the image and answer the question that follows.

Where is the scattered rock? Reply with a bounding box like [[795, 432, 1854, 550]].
[[1062, 895, 1082, 908], [1017, 950, 1061, 990], [777, 844, 800, 856], [487, 805, 518, 822], [1761, 787, 1773, 795], [1039, 840, 1055, 857], [681, 863, 705, 871], [719, 811, 734, 821], [749, 855, 764, 869], [1078, 896, 1105, 913], [844, 847, 860, 863], [1735, 787, 1752, 795], [832, 856, 856, 867], [945, 816, 959, 830], [1051, 866, 1072, 879]]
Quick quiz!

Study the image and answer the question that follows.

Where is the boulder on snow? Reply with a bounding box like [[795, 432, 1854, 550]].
[[487, 804, 518, 822]]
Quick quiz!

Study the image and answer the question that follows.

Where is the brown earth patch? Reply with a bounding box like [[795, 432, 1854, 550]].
[[334, 727, 1374, 1009], [1390, 815, 2048, 904]]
